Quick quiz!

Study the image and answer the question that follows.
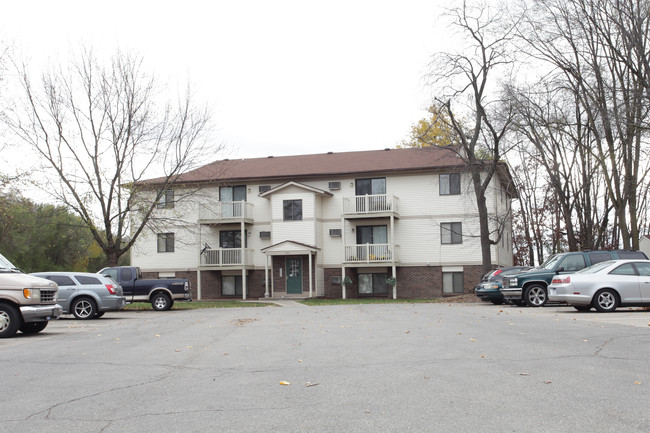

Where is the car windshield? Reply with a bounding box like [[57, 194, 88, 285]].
[[0, 253, 20, 273], [576, 260, 615, 274], [540, 254, 563, 270]]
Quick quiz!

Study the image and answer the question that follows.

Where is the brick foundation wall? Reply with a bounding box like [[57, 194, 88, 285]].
[[144, 264, 485, 300], [322, 265, 485, 299]]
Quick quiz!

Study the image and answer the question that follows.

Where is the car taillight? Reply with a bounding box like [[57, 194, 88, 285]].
[[105, 284, 117, 294], [552, 276, 571, 284]]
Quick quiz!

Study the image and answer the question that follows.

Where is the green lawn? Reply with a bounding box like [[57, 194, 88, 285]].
[[124, 301, 274, 310]]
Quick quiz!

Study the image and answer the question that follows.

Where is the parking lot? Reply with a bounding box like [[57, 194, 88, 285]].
[[1, 302, 650, 432]]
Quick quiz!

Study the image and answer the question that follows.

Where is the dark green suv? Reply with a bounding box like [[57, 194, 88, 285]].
[[500, 250, 648, 307]]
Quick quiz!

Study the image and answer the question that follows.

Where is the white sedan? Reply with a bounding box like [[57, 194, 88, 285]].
[[548, 259, 650, 312]]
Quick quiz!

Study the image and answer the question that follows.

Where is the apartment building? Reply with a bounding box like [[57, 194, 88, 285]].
[[130, 147, 515, 299]]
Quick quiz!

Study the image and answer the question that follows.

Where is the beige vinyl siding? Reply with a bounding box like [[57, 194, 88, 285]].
[[270, 187, 316, 246]]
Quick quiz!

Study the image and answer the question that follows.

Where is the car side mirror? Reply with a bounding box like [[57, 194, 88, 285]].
[[556, 267, 564, 273]]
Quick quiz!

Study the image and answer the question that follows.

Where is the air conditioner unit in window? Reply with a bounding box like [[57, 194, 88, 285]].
[[328, 181, 341, 190], [259, 231, 271, 239], [329, 229, 342, 236], [331, 276, 342, 284]]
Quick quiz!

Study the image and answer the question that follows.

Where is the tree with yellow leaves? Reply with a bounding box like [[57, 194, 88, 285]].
[[399, 104, 460, 148]]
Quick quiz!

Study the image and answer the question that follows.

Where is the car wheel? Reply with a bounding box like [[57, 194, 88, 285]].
[[524, 284, 547, 307], [71, 297, 97, 319], [490, 299, 504, 305], [151, 293, 172, 311], [19, 321, 48, 334], [593, 289, 619, 313], [573, 306, 591, 312], [0, 302, 22, 338], [93, 312, 105, 319]]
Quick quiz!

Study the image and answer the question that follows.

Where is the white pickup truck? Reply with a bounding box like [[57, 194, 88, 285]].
[[0, 253, 63, 338]]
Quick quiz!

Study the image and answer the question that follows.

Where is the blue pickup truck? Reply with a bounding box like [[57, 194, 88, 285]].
[[99, 266, 191, 311]]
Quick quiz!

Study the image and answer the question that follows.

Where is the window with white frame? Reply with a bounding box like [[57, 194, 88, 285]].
[[443, 272, 464, 294], [222, 275, 243, 295], [441, 222, 462, 244], [157, 233, 175, 253], [283, 200, 303, 221], [358, 273, 388, 295], [439, 173, 461, 195], [157, 189, 174, 208]]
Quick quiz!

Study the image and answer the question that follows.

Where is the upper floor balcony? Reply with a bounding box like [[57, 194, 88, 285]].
[[342, 194, 399, 219], [344, 243, 398, 265], [198, 201, 254, 224], [199, 248, 255, 270]]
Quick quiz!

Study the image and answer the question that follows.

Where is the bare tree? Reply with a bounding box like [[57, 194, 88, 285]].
[[509, 82, 614, 252], [5, 48, 217, 265], [516, 0, 650, 250], [428, 1, 519, 275]]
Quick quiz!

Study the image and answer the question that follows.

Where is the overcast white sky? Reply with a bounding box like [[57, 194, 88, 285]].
[[2, 0, 449, 160]]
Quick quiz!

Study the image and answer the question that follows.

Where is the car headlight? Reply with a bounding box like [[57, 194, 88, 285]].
[[23, 288, 41, 300]]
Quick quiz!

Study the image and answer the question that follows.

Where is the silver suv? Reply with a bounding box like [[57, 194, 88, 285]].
[[31, 272, 126, 319]]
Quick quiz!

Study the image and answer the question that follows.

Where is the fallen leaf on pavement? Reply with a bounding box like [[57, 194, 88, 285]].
[[279, 381, 291, 386]]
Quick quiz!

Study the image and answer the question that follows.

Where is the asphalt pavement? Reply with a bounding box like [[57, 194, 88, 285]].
[[1, 302, 649, 432]]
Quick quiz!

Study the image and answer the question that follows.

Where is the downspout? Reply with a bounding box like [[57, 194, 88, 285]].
[[264, 254, 270, 298], [309, 252, 313, 298], [241, 220, 247, 300], [197, 224, 202, 300], [391, 212, 396, 299]]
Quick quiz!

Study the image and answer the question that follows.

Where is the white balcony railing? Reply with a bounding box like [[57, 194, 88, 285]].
[[344, 244, 396, 263], [342, 194, 397, 215], [200, 248, 254, 266], [198, 201, 254, 221]]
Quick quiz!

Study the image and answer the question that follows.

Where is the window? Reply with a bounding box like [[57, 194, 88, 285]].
[[618, 251, 647, 259], [558, 254, 585, 272], [443, 272, 464, 294], [157, 233, 175, 253], [634, 262, 650, 276], [100, 269, 118, 281], [46, 275, 75, 286], [220, 230, 247, 248], [219, 185, 247, 202], [440, 173, 461, 195], [121, 268, 133, 281], [610, 263, 637, 276], [259, 185, 271, 194], [356, 226, 387, 244], [222, 275, 242, 296], [441, 222, 462, 244], [589, 252, 612, 265], [283, 200, 302, 221], [157, 189, 174, 208], [75, 275, 102, 285], [359, 273, 388, 295], [355, 177, 386, 195]]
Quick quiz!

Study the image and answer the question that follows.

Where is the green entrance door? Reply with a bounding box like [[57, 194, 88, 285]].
[[286, 258, 303, 294]]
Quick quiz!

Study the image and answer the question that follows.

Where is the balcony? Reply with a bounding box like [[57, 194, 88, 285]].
[[344, 244, 398, 264], [198, 201, 254, 224], [199, 248, 255, 270], [342, 194, 399, 219]]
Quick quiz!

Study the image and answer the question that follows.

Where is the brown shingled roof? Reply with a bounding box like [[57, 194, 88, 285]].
[[153, 147, 466, 185]]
